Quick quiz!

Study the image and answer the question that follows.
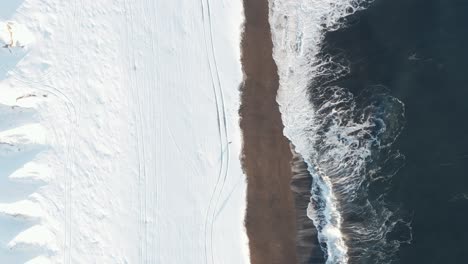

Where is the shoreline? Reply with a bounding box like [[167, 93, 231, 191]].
[[239, 0, 324, 263], [239, 0, 298, 263], [290, 145, 325, 264]]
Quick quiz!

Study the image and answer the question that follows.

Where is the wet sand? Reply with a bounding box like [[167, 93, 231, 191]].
[[239, 0, 298, 263]]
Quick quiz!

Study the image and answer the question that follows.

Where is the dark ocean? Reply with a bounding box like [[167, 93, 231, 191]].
[[315, 0, 468, 263]]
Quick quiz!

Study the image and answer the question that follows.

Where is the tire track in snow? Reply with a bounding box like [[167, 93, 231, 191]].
[[66, 0, 86, 262], [145, 1, 161, 262], [140, 1, 160, 260], [121, 3, 144, 263], [123, 1, 151, 262], [204, 2, 233, 264], [122, 1, 144, 263], [65, 2, 76, 263], [139, 0, 159, 261], [200, 0, 230, 263]]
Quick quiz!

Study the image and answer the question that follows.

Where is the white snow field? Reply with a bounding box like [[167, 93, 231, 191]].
[[0, 0, 248, 263]]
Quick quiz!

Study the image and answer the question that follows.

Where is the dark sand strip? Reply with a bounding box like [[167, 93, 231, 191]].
[[240, 0, 325, 263], [240, 0, 298, 263]]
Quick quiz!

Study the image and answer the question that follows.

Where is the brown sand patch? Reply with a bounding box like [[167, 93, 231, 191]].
[[239, 0, 298, 263]]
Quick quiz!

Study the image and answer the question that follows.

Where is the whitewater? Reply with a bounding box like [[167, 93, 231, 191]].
[[0, 0, 248, 263], [269, 0, 409, 263]]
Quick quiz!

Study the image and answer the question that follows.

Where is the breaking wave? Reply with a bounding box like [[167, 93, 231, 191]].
[[269, 0, 411, 263]]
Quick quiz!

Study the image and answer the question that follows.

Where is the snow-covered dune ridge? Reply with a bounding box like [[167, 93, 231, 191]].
[[0, 13, 58, 263]]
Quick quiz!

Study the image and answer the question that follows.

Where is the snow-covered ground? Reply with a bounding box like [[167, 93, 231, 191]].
[[0, 0, 248, 263]]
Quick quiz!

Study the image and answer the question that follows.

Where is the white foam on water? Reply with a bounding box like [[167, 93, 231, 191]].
[[268, 1, 377, 263]]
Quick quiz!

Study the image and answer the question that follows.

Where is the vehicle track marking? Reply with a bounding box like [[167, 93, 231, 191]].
[[122, 1, 146, 262], [200, 0, 231, 263]]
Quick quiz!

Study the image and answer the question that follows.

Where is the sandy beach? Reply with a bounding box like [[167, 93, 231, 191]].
[[240, 0, 298, 263]]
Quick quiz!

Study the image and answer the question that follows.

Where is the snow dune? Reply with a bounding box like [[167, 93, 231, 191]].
[[0, 0, 248, 263]]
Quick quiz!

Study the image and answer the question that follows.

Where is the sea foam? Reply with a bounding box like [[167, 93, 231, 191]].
[[269, 0, 409, 263]]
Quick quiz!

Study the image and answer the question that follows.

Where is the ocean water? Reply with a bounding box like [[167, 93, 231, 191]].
[[270, 0, 468, 263], [323, 0, 468, 263]]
